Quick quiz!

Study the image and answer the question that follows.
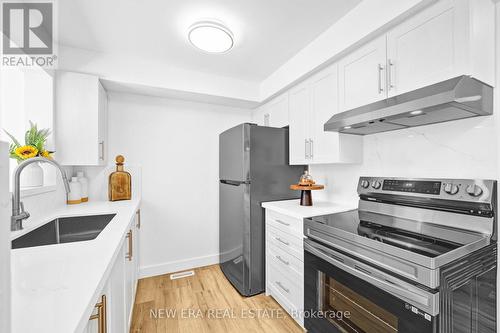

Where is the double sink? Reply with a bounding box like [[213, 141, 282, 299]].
[[12, 214, 116, 249]]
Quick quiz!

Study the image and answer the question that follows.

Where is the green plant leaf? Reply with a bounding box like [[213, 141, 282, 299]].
[[3, 129, 21, 147], [23, 121, 51, 151]]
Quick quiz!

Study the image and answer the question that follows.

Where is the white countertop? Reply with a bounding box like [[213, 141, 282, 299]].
[[11, 198, 141, 333], [261, 199, 356, 219]]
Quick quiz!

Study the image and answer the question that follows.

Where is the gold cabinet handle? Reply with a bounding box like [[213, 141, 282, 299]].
[[126, 229, 133, 261], [89, 295, 107, 333], [136, 209, 141, 229]]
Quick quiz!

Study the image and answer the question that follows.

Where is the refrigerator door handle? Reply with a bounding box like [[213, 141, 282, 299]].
[[220, 180, 251, 186]]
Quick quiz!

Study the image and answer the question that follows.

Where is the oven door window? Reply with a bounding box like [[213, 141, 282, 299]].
[[319, 271, 398, 332]]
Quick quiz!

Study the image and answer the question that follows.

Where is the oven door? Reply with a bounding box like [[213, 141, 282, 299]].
[[304, 239, 439, 333]]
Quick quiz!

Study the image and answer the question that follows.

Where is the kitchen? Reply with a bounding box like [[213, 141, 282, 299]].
[[1, 0, 499, 332]]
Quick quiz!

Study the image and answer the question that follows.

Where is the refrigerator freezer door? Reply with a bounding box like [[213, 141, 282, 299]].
[[219, 181, 251, 295], [247, 126, 304, 295], [0, 142, 10, 333], [219, 123, 250, 182]]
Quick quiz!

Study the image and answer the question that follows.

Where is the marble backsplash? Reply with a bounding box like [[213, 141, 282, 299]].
[[310, 114, 500, 204]]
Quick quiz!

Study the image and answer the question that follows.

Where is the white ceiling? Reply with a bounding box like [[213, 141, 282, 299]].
[[58, 0, 361, 81]]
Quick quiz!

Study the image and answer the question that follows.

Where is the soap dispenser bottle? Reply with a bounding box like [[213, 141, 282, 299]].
[[77, 171, 89, 202], [109, 155, 131, 201], [67, 177, 82, 205]]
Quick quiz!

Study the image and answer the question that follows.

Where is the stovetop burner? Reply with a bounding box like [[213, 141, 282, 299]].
[[357, 221, 461, 257], [307, 207, 488, 261]]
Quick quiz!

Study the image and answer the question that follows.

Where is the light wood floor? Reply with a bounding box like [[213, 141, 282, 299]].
[[130, 265, 304, 333]]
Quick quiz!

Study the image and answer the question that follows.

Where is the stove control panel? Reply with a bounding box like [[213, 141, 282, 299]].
[[382, 179, 441, 194], [358, 177, 495, 203]]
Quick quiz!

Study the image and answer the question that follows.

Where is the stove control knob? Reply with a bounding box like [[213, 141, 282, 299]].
[[466, 184, 483, 197], [360, 180, 370, 188], [444, 183, 459, 195], [371, 181, 381, 189]]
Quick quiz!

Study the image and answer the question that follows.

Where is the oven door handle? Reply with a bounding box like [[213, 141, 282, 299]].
[[304, 239, 439, 315]]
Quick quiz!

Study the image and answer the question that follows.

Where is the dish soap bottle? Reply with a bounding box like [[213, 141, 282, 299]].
[[77, 171, 89, 202], [67, 177, 82, 205], [109, 155, 131, 201]]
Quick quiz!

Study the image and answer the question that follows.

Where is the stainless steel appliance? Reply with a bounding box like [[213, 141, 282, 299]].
[[324, 76, 493, 135], [304, 177, 497, 333], [219, 123, 304, 296]]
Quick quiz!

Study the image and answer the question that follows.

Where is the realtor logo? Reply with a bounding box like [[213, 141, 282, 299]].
[[1, 1, 57, 67]]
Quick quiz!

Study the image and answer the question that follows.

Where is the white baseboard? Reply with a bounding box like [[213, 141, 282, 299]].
[[139, 254, 219, 278]]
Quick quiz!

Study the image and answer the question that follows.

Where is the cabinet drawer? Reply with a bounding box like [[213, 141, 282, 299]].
[[268, 264, 303, 314], [267, 225, 303, 261], [267, 242, 303, 278], [266, 210, 302, 236]]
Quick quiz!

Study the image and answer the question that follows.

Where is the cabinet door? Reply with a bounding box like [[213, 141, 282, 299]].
[[56, 72, 107, 166], [124, 226, 136, 329], [251, 105, 267, 126], [134, 210, 141, 290], [97, 82, 108, 165], [288, 85, 310, 165], [84, 237, 127, 333], [267, 94, 289, 128], [338, 35, 387, 111], [83, 280, 112, 333], [108, 243, 126, 333], [309, 64, 341, 164], [386, 0, 458, 97]]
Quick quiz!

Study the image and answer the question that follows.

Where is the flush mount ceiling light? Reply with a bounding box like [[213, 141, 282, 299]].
[[410, 110, 424, 115], [188, 21, 234, 53]]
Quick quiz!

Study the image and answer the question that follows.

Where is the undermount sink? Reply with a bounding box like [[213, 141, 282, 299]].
[[12, 214, 116, 249]]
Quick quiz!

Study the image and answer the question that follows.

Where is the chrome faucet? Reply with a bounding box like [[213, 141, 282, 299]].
[[11, 157, 71, 231]]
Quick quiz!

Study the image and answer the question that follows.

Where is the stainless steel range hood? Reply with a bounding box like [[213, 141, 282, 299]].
[[324, 76, 493, 135]]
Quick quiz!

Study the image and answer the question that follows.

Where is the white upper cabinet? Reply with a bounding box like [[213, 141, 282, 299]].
[[386, 0, 456, 96], [385, 0, 497, 97], [338, 0, 494, 108], [252, 93, 289, 128], [338, 35, 387, 112], [55, 71, 108, 166], [288, 84, 310, 165], [289, 63, 363, 165]]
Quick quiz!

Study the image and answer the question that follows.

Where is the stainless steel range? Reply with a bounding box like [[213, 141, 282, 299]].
[[304, 177, 497, 333]]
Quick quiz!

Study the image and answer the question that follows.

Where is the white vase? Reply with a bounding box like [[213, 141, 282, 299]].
[[20, 162, 44, 188]]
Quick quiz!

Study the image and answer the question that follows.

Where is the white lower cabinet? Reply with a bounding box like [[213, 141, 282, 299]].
[[125, 211, 141, 328], [265, 209, 304, 327], [83, 209, 141, 333], [108, 244, 126, 333]]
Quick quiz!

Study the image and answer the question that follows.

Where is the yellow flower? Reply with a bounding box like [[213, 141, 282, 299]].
[[15, 145, 38, 159], [41, 150, 52, 159]]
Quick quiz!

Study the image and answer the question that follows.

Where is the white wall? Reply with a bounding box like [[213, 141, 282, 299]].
[[0, 142, 11, 333], [105, 93, 251, 277]]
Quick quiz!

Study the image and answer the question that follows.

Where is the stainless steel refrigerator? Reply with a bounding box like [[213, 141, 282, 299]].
[[219, 123, 304, 296]]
